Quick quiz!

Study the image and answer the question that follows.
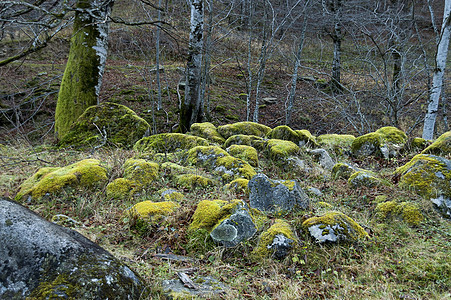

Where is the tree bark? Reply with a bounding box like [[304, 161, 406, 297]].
[[179, 0, 204, 133], [423, 0, 451, 140], [55, 0, 114, 139]]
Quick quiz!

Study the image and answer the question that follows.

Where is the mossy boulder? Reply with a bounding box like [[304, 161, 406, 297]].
[[375, 200, 423, 226], [226, 144, 258, 167], [123, 158, 159, 186], [189, 199, 243, 232], [252, 219, 297, 260], [395, 154, 450, 217], [421, 131, 451, 156], [160, 189, 184, 202], [295, 129, 318, 147], [106, 178, 135, 199], [331, 162, 359, 180], [15, 159, 108, 201], [217, 122, 271, 139], [348, 170, 387, 188], [267, 125, 302, 145], [302, 211, 368, 243], [224, 178, 249, 195], [134, 133, 209, 153], [176, 174, 215, 189], [129, 200, 179, 220], [161, 162, 197, 177], [190, 122, 225, 144], [265, 139, 300, 159], [59, 102, 150, 149], [223, 134, 263, 148], [317, 134, 355, 155], [351, 127, 407, 158]]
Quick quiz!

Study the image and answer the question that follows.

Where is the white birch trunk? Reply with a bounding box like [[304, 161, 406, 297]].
[[156, 0, 162, 110], [422, 0, 451, 140]]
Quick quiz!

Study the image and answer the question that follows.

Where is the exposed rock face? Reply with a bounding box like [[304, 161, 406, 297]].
[[348, 170, 385, 188], [248, 174, 309, 213], [0, 198, 146, 299], [162, 276, 228, 298]]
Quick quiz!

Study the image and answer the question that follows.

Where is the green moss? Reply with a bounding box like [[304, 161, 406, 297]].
[[58, 102, 150, 149], [187, 146, 228, 166], [375, 200, 423, 226], [265, 139, 300, 159], [318, 201, 332, 208], [317, 134, 355, 155], [129, 200, 179, 220], [123, 158, 159, 186], [352, 127, 407, 158], [176, 174, 215, 189], [159, 189, 184, 201], [226, 144, 258, 167], [223, 134, 263, 148], [15, 159, 108, 201], [217, 122, 271, 139], [252, 219, 296, 258], [348, 170, 386, 188], [408, 137, 428, 152], [189, 122, 225, 144], [302, 211, 368, 242], [375, 126, 407, 144], [106, 178, 135, 199], [267, 126, 302, 145], [295, 129, 318, 146], [161, 162, 197, 177], [331, 162, 357, 180], [29, 274, 76, 299], [134, 133, 209, 153], [188, 199, 242, 232], [351, 132, 383, 157], [224, 178, 249, 195], [421, 131, 451, 156]]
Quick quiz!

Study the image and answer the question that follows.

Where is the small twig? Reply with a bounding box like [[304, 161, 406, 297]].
[[177, 272, 198, 290]]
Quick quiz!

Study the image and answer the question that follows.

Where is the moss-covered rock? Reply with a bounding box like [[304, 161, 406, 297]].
[[317, 134, 355, 155], [267, 126, 302, 145], [421, 131, 451, 156], [252, 219, 297, 259], [351, 127, 407, 158], [129, 200, 179, 220], [224, 178, 249, 195], [190, 122, 225, 144], [160, 189, 184, 202], [265, 139, 300, 159], [375, 200, 423, 226], [294, 129, 318, 147], [106, 178, 135, 199], [15, 159, 108, 201], [226, 145, 258, 167], [123, 158, 159, 186], [395, 154, 450, 217], [59, 102, 150, 149], [217, 122, 271, 139], [223, 134, 263, 148], [348, 170, 386, 188], [302, 211, 368, 243], [176, 174, 215, 189], [161, 162, 197, 177], [134, 133, 209, 153], [331, 162, 358, 180], [188, 199, 243, 232]]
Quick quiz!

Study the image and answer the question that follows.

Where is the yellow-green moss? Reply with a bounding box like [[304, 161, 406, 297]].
[[276, 180, 296, 191], [15, 159, 108, 201], [252, 219, 297, 258], [352, 127, 407, 158], [267, 126, 301, 144], [217, 122, 271, 139], [134, 133, 209, 153], [302, 211, 368, 242], [215, 155, 256, 180], [106, 178, 135, 199], [176, 174, 215, 189], [189, 199, 242, 232], [348, 170, 387, 188], [223, 134, 263, 148], [318, 201, 332, 208], [123, 159, 159, 185], [58, 102, 150, 149], [317, 134, 355, 155], [331, 162, 357, 180], [224, 178, 249, 195], [129, 200, 179, 220], [375, 200, 423, 226], [375, 126, 407, 144], [159, 189, 184, 201], [187, 146, 228, 166], [421, 131, 451, 156], [190, 122, 225, 144], [226, 144, 258, 167], [295, 129, 318, 146], [161, 162, 196, 177], [265, 139, 300, 159]]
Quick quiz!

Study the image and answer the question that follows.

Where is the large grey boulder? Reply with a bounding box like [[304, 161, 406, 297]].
[[0, 198, 147, 299], [248, 174, 310, 213]]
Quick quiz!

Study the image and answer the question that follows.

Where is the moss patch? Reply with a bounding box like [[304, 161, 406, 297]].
[[134, 133, 209, 153], [15, 159, 108, 201], [317, 134, 355, 155], [226, 144, 258, 167], [352, 127, 407, 158], [223, 134, 263, 148], [421, 131, 451, 156], [267, 126, 301, 145], [252, 219, 297, 258], [331, 162, 358, 180], [224, 178, 249, 195], [176, 174, 215, 189], [189, 122, 225, 144], [265, 139, 300, 159], [375, 200, 423, 226], [129, 200, 179, 220], [217, 122, 271, 139], [189, 199, 242, 232], [295, 129, 318, 147], [106, 178, 135, 199]]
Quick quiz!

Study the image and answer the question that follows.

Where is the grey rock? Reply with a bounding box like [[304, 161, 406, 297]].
[[267, 234, 293, 260], [248, 173, 310, 213], [310, 148, 335, 170], [261, 97, 277, 105], [210, 206, 257, 247], [162, 276, 227, 298], [307, 187, 323, 197], [0, 198, 146, 299], [284, 156, 311, 173]]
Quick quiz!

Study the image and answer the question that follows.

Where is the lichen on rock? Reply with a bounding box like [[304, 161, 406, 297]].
[[253, 219, 297, 259], [331, 162, 359, 180], [302, 211, 368, 243], [190, 122, 225, 144], [188, 199, 243, 232], [348, 170, 386, 188], [15, 159, 108, 201], [217, 121, 271, 139], [134, 133, 209, 153], [223, 134, 263, 148], [351, 127, 407, 158]]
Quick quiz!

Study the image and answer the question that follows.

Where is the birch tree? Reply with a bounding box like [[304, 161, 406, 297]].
[[55, 0, 114, 139], [422, 0, 451, 140], [179, 0, 204, 133]]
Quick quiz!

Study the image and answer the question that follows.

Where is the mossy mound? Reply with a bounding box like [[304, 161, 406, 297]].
[[129, 200, 179, 220], [189, 122, 225, 144], [348, 170, 386, 188], [161, 162, 197, 177], [187, 146, 228, 166], [252, 219, 297, 259], [160, 189, 184, 201], [331, 163, 358, 180], [217, 122, 271, 139], [375, 200, 423, 226], [302, 211, 368, 243], [223, 134, 264, 149], [134, 133, 209, 153], [226, 145, 258, 167], [317, 134, 355, 155], [106, 178, 135, 199], [224, 178, 249, 195], [421, 131, 451, 156], [188, 199, 243, 232], [15, 159, 108, 201], [267, 126, 302, 145], [123, 158, 159, 186], [176, 174, 215, 189], [265, 139, 300, 159], [295, 130, 318, 147], [405, 137, 429, 153], [59, 102, 150, 149], [352, 127, 407, 158]]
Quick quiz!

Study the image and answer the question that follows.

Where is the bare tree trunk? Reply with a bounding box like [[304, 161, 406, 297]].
[[156, 0, 163, 110], [55, 0, 114, 139], [179, 0, 204, 133], [246, 0, 254, 121], [329, 0, 343, 92], [200, 1, 213, 120], [423, 0, 451, 140]]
